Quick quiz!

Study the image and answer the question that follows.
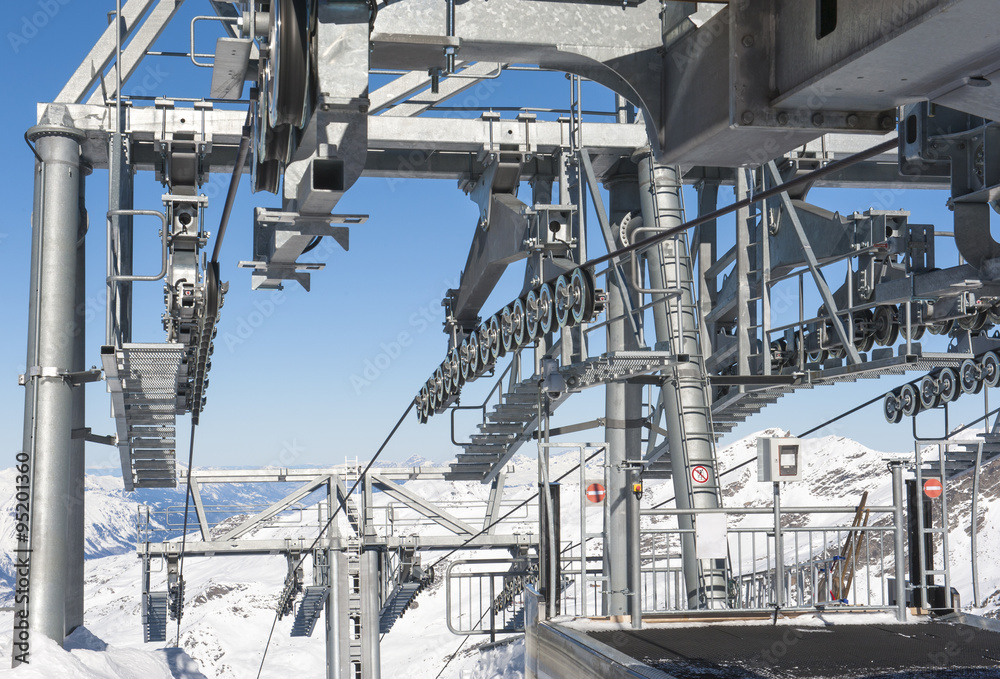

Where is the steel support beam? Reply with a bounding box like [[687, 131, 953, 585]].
[[55, 0, 157, 104], [371, 475, 476, 535], [86, 0, 188, 105], [603, 172, 643, 617], [217, 475, 330, 541]]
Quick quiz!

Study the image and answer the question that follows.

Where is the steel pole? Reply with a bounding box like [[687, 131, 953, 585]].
[[773, 483, 784, 609], [21, 121, 86, 650], [360, 550, 381, 679], [637, 155, 728, 609], [890, 461, 907, 622], [603, 174, 642, 617], [66, 163, 89, 634]]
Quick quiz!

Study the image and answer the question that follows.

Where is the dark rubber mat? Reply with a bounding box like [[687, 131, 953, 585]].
[[589, 621, 1000, 678]]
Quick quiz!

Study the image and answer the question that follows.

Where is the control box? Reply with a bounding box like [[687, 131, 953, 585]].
[[757, 436, 803, 482]]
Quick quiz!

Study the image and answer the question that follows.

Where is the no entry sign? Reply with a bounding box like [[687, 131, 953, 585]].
[[691, 465, 710, 484], [924, 478, 943, 499], [585, 482, 606, 503]]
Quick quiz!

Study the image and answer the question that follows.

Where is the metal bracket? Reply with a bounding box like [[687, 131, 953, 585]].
[[71, 427, 118, 446], [19, 366, 102, 386]]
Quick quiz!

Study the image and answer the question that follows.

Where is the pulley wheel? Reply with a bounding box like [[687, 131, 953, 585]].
[[488, 315, 504, 361], [478, 324, 492, 367], [467, 331, 480, 377], [511, 298, 527, 347], [918, 375, 939, 410], [538, 284, 554, 335], [500, 306, 515, 354], [960, 358, 984, 395], [268, 0, 311, 129], [939, 367, 959, 403], [872, 306, 899, 347], [570, 268, 595, 324], [459, 339, 471, 381], [525, 291, 540, 342], [899, 383, 919, 417], [883, 391, 903, 424], [983, 351, 1000, 388], [554, 275, 571, 328]]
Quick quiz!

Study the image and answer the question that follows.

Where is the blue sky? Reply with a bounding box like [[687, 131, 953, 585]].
[[1, 1, 996, 475]]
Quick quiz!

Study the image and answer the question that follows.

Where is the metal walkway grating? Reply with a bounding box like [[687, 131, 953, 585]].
[[103, 343, 185, 491]]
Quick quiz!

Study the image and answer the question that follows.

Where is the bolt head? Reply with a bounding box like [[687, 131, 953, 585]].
[[777, 112, 789, 125], [880, 115, 896, 130], [741, 110, 755, 125], [847, 114, 860, 128], [742, 34, 755, 47]]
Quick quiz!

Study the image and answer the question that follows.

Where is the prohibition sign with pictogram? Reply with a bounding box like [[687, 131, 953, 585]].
[[691, 465, 710, 484], [585, 482, 606, 503]]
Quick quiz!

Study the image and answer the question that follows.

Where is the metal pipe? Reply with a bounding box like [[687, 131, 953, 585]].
[[638, 156, 727, 609], [105, 210, 168, 281], [642, 505, 896, 515], [773, 483, 784, 609], [21, 123, 86, 650], [890, 461, 907, 622], [66, 165, 88, 634], [360, 550, 381, 679], [972, 441, 982, 607]]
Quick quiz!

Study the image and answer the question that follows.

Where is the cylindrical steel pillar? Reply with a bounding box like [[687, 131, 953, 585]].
[[891, 461, 907, 622], [20, 121, 86, 651], [66, 163, 88, 634], [637, 156, 728, 609], [603, 174, 643, 616], [360, 550, 381, 679]]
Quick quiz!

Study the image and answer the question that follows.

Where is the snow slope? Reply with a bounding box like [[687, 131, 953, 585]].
[[0, 432, 997, 677]]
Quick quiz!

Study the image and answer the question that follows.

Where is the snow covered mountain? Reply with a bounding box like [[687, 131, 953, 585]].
[[0, 431, 997, 678]]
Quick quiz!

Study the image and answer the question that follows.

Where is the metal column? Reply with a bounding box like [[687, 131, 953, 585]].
[[890, 461, 907, 622], [603, 174, 643, 617], [66, 163, 88, 634], [360, 550, 381, 679], [18, 118, 86, 652], [637, 157, 728, 609]]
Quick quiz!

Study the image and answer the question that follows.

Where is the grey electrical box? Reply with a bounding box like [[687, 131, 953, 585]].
[[757, 436, 803, 482]]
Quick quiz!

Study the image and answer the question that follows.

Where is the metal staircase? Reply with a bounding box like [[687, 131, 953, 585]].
[[923, 434, 1000, 479], [291, 585, 330, 637], [378, 581, 424, 633], [446, 351, 680, 482]]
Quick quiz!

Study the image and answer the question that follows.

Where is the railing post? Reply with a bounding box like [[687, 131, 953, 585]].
[[773, 483, 784, 609], [890, 460, 907, 622]]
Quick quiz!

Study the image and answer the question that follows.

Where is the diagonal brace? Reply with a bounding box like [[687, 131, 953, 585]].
[[218, 474, 330, 541], [372, 475, 476, 535], [765, 161, 861, 365]]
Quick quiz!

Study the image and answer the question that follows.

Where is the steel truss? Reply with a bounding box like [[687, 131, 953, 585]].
[[13, 1, 1000, 677]]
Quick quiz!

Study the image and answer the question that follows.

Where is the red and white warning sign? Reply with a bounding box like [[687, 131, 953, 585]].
[[924, 478, 943, 499], [691, 465, 710, 484], [585, 482, 606, 503]]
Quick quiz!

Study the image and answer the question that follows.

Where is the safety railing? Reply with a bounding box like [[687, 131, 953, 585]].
[[446, 559, 538, 640], [136, 501, 323, 543], [641, 500, 904, 616]]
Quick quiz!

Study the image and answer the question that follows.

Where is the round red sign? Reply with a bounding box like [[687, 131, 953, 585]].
[[691, 465, 710, 484], [924, 478, 943, 499], [585, 483, 606, 503]]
